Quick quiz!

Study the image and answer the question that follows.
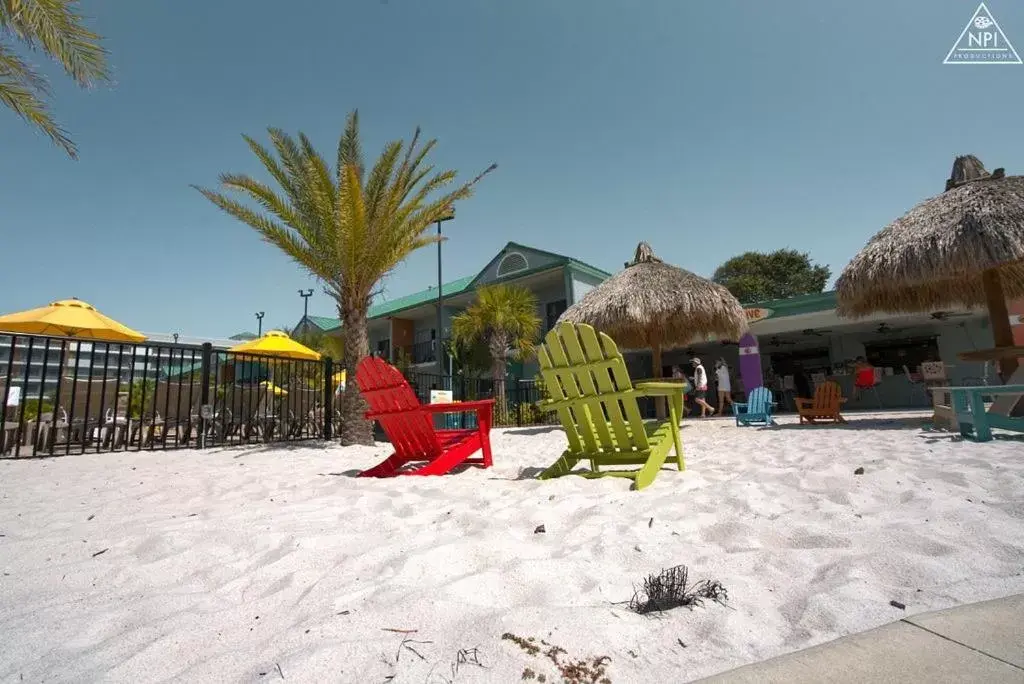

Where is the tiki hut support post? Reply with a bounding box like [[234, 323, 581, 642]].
[[651, 342, 665, 415], [983, 269, 1018, 380]]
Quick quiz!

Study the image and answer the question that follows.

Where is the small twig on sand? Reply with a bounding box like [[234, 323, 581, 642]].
[[382, 627, 418, 634], [91, 548, 108, 558], [275, 662, 284, 679], [454, 647, 486, 675], [396, 635, 432, 663]]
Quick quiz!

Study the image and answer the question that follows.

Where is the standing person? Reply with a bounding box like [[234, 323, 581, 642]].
[[715, 358, 734, 415], [792, 364, 812, 400], [852, 356, 875, 400], [690, 358, 715, 418]]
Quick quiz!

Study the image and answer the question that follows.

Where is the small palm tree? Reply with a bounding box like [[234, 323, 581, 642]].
[[195, 111, 495, 445], [1, 0, 110, 158], [451, 285, 541, 416]]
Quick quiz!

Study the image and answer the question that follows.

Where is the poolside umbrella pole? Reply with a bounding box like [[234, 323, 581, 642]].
[[558, 242, 748, 417], [836, 155, 1024, 383]]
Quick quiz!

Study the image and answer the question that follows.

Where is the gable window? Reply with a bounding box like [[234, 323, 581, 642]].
[[497, 252, 529, 278], [546, 299, 567, 331]]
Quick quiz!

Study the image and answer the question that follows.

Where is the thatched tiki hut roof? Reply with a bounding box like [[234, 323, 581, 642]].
[[836, 155, 1024, 381], [559, 242, 748, 387]]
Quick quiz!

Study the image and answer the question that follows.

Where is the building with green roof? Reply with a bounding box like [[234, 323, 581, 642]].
[[293, 242, 612, 374]]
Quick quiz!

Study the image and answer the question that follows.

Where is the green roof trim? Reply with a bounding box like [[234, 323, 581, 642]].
[[468, 241, 612, 288], [300, 276, 476, 330], [506, 242, 612, 277], [743, 290, 838, 319], [566, 260, 611, 282], [368, 275, 476, 318], [303, 315, 343, 332]]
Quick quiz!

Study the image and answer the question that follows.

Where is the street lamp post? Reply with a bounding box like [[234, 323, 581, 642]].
[[255, 311, 264, 336], [298, 290, 313, 331], [435, 207, 455, 378]]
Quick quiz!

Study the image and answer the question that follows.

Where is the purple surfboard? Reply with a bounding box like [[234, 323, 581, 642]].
[[738, 333, 763, 391]]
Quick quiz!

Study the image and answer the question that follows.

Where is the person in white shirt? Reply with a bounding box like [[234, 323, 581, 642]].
[[715, 358, 733, 415], [690, 357, 715, 418]]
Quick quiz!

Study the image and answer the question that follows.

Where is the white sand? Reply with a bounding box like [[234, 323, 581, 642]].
[[1, 412, 1023, 683]]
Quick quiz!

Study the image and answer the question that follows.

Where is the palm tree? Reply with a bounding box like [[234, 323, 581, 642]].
[[194, 111, 496, 445], [1, 0, 110, 158], [450, 284, 541, 417]]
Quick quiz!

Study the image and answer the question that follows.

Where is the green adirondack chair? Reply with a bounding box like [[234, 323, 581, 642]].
[[536, 322, 688, 491]]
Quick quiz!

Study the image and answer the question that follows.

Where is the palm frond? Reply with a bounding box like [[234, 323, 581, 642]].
[[298, 131, 338, 233], [364, 139, 403, 221], [242, 134, 296, 199], [0, 43, 76, 156], [1, 0, 108, 87], [219, 173, 303, 231], [192, 185, 327, 277], [337, 109, 363, 183]]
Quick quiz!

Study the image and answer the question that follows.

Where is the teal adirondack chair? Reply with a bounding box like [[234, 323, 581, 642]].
[[536, 322, 688, 491], [733, 386, 775, 426]]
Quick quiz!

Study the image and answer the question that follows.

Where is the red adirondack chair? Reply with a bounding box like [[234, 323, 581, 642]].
[[354, 356, 495, 477]]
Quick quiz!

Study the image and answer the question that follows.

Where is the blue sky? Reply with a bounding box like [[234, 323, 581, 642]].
[[3, 0, 1023, 338]]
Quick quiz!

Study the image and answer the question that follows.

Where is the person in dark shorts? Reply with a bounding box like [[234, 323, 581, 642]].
[[690, 357, 715, 418]]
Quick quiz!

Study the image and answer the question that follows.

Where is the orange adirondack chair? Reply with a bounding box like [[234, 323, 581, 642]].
[[796, 380, 847, 424], [354, 356, 495, 477]]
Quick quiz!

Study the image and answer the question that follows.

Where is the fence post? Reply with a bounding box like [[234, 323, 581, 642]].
[[516, 381, 523, 428], [323, 356, 333, 440], [199, 343, 212, 448]]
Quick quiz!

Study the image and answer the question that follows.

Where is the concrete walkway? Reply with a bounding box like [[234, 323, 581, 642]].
[[699, 594, 1024, 683]]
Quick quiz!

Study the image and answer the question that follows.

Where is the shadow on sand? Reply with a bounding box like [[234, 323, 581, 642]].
[[500, 425, 562, 437], [762, 416, 931, 432]]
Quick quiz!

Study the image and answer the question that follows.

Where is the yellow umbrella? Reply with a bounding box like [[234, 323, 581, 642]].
[[228, 330, 321, 361], [259, 381, 288, 396], [0, 299, 146, 342]]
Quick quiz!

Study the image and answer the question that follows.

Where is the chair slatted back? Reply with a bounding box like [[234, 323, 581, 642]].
[[813, 381, 843, 411], [537, 323, 650, 456], [747, 386, 773, 414], [355, 356, 439, 459]]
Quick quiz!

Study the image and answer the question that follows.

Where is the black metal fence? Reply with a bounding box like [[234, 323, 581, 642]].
[[0, 333, 334, 458], [404, 371, 559, 428]]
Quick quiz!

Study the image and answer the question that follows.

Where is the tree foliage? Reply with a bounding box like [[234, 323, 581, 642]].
[[711, 249, 831, 303], [445, 336, 491, 377], [451, 284, 541, 416], [195, 111, 495, 444], [0, 0, 110, 158], [292, 325, 344, 360]]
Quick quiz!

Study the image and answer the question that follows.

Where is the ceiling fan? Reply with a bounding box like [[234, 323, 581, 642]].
[[875, 323, 906, 334], [930, 311, 972, 321], [766, 336, 795, 346]]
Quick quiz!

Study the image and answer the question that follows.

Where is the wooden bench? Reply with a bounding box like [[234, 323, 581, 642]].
[[950, 384, 1024, 442]]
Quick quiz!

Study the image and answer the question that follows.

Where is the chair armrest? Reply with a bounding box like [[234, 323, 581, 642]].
[[422, 399, 495, 414], [636, 382, 688, 397], [795, 398, 812, 408], [733, 402, 749, 409]]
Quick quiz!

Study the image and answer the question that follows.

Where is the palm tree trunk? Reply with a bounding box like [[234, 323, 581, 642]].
[[490, 336, 509, 419], [338, 302, 373, 445]]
